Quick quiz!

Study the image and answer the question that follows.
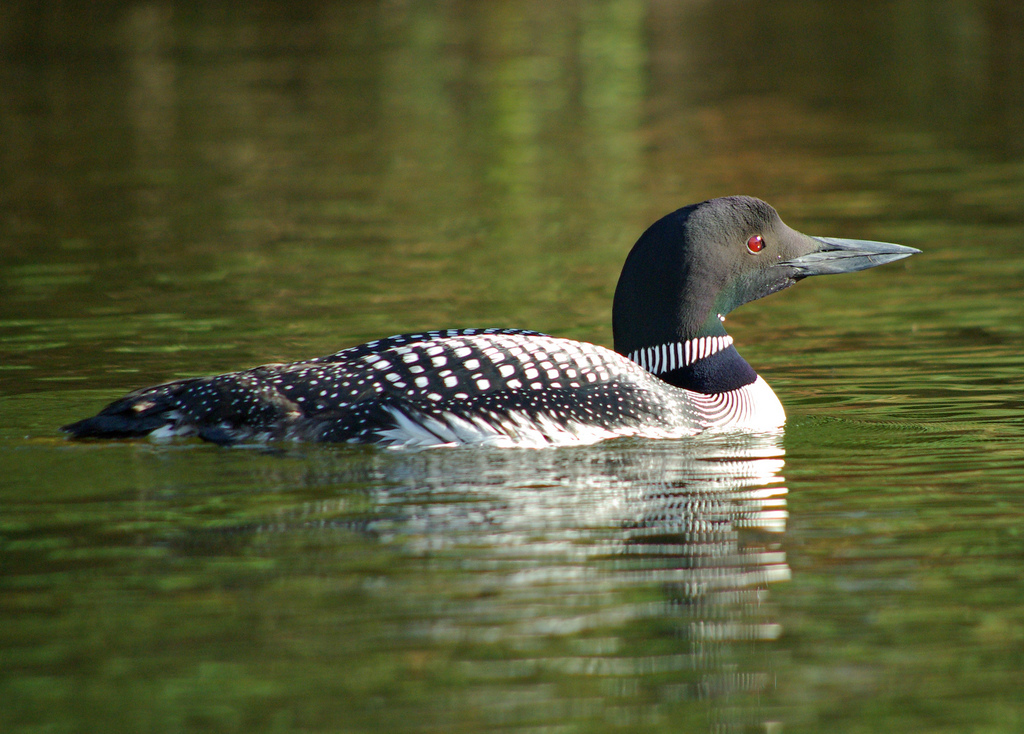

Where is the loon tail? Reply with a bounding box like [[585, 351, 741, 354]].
[[62, 371, 316, 445], [62, 379, 204, 441]]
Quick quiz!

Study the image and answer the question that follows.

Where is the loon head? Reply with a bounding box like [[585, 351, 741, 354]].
[[612, 196, 919, 392]]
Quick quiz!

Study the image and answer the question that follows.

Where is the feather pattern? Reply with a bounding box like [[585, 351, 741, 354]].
[[627, 336, 735, 375], [62, 329, 784, 447]]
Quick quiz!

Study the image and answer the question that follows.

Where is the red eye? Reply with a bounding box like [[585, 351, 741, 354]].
[[747, 235, 765, 254]]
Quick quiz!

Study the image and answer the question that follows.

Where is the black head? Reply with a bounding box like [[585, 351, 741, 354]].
[[612, 196, 919, 358]]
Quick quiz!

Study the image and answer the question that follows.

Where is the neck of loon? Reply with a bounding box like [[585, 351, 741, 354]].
[[617, 308, 758, 395]]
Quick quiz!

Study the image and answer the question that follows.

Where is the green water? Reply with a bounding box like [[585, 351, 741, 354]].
[[2, 1, 1024, 732]]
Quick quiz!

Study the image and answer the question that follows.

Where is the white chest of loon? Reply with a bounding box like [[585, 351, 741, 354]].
[[63, 196, 918, 448]]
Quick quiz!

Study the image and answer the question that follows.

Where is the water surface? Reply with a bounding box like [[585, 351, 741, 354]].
[[2, 2, 1024, 732]]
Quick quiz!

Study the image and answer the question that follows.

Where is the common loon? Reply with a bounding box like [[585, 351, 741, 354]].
[[63, 196, 918, 448]]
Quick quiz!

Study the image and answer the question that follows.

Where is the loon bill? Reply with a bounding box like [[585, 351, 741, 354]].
[[63, 196, 919, 448]]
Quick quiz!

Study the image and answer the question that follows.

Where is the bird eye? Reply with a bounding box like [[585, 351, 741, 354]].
[[747, 235, 765, 254]]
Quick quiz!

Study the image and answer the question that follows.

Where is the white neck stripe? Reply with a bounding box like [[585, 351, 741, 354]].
[[627, 335, 735, 374]]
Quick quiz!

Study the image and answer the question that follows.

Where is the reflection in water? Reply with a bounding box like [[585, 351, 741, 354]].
[[211, 433, 789, 730]]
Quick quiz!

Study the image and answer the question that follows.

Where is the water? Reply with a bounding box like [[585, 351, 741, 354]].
[[3, 1, 1024, 732]]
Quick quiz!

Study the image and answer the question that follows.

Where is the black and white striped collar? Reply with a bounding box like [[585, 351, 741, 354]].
[[626, 335, 735, 375]]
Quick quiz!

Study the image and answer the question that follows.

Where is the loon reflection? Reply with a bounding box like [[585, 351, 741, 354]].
[[186, 434, 789, 729]]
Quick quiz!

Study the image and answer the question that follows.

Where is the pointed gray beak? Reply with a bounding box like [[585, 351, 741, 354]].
[[783, 237, 921, 276]]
